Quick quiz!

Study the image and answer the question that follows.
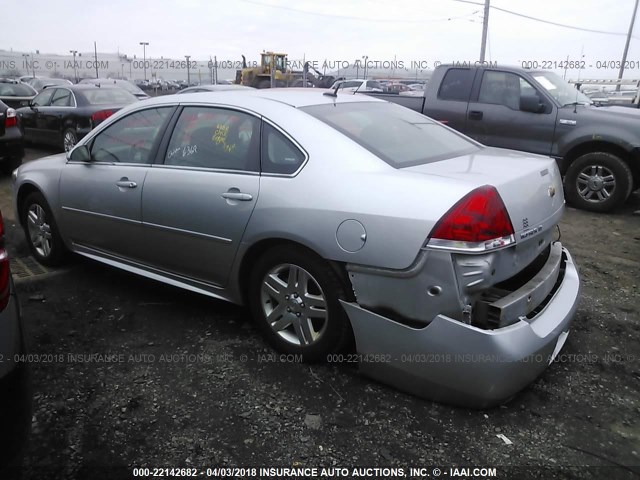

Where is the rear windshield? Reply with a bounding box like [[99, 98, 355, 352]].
[[300, 102, 479, 168], [0, 83, 35, 96], [80, 88, 137, 105]]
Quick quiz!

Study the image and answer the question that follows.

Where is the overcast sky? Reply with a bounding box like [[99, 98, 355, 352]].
[[4, 0, 640, 78]]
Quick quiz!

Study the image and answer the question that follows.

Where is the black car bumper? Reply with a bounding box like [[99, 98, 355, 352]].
[[0, 293, 31, 472], [0, 127, 24, 163]]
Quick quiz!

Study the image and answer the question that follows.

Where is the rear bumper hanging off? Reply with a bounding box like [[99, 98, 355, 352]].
[[341, 245, 580, 408]]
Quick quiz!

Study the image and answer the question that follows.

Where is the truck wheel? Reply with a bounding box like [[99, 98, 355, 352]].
[[564, 152, 633, 213], [248, 245, 353, 362]]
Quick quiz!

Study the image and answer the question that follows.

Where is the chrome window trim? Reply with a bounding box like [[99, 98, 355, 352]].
[[150, 164, 260, 176], [66, 161, 151, 167]]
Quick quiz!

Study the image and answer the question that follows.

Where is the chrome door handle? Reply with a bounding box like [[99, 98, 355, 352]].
[[221, 192, 253, 201], [116, 180, 137, 188]]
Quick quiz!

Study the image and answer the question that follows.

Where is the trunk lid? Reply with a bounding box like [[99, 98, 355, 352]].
[[405, 146, 564, 242]]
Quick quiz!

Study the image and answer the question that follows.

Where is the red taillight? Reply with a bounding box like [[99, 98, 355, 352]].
[[5, 108, 17, 128], [0, 211, 10, 311], [91, 110, 114, 124], [428, 185, 514, 250]]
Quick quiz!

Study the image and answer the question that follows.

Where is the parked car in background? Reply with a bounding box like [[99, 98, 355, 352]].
[[19, 75, 38, 84], [79, 78, 149, 100], [0, 209, 31, 476], [384, 82, 410, 94], [166, 80, 180, 90], [0, 100, 24, 173], [0, 80, 37, 109], [13, 90, 579, 407], [329, 79, 383, 93], [25, 77, 72, 93], [177, 84, 255, 94], [17, 84, 138, 151], [368, 64, 640, 212]]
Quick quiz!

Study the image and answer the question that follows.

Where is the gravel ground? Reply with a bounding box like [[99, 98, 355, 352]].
[[2, 148, 639, 480]]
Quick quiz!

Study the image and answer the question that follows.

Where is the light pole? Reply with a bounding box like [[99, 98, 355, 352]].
[[140, 42, 149, 80], [185, 55, 191, 85], [21, 53, 31, 77], [362, 55, 369, 79], [69, 50, 78, 82]]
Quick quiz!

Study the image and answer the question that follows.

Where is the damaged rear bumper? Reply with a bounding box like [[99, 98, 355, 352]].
[[340, 245, 580, 408]]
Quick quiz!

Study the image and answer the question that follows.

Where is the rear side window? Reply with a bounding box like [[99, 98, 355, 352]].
[[164, 107, 260, 171], [261, 123, 305, 174], [438, 69, 473, 101], [301, 102, 479, 168], [50, 89, 73, 107]]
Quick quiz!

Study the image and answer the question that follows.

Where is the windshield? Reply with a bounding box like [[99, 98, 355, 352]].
[[0, 83, 35, 96], [114, 81, 145, 95], [531, 71, 592, 106], [301, 102, 479, 168]]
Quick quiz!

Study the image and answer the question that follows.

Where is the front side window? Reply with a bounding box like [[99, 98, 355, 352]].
[[32, 89, 54, 106], [261, 123, 305, 174], [164, 107, 260, 171], [90, 107, 171, 164], [478, 71, 522, 110]]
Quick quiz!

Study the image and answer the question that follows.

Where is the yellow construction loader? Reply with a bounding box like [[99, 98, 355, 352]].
[[235, 52, 298, 88]]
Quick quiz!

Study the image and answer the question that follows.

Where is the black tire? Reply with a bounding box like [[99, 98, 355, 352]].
[[564, 152, 633, 213], [61, 128, 78, 152], [20, 191, 67, 267], [248, 245, 353, 362]]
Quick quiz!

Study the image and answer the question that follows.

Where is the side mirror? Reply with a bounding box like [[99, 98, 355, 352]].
[[520, 95, 546, 113], [68, 144, 91, 162], [28, 100, 35, 109]]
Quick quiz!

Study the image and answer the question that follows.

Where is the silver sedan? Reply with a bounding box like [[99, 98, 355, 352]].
[[12, 89, 580, 407]]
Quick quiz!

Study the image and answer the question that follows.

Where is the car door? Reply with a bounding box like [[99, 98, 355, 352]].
[[42, 88, 74, 146], [426, 68, 476, 133], [59, 106, 174, 262], [140, 105, 261, 287], [464, 70, 556, 155], [20, 88, 54, 143]]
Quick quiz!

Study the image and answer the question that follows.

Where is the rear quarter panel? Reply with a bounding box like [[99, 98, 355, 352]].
[[240, 103, 475, 271]]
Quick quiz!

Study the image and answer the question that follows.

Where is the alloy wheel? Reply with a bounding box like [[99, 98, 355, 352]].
[[576, 164, 616, 203], [63, 130, 77, 152], [26, 204, 53, 258], [260, 264, 328, 346]]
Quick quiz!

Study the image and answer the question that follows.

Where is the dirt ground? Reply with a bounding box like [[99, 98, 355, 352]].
[[2, 147, 639, 480]]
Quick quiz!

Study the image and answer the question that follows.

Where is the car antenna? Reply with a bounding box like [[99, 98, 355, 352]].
[[352, 80, 363, 95], [323, 83, 340, 98], [573, 46, 584, 113]]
